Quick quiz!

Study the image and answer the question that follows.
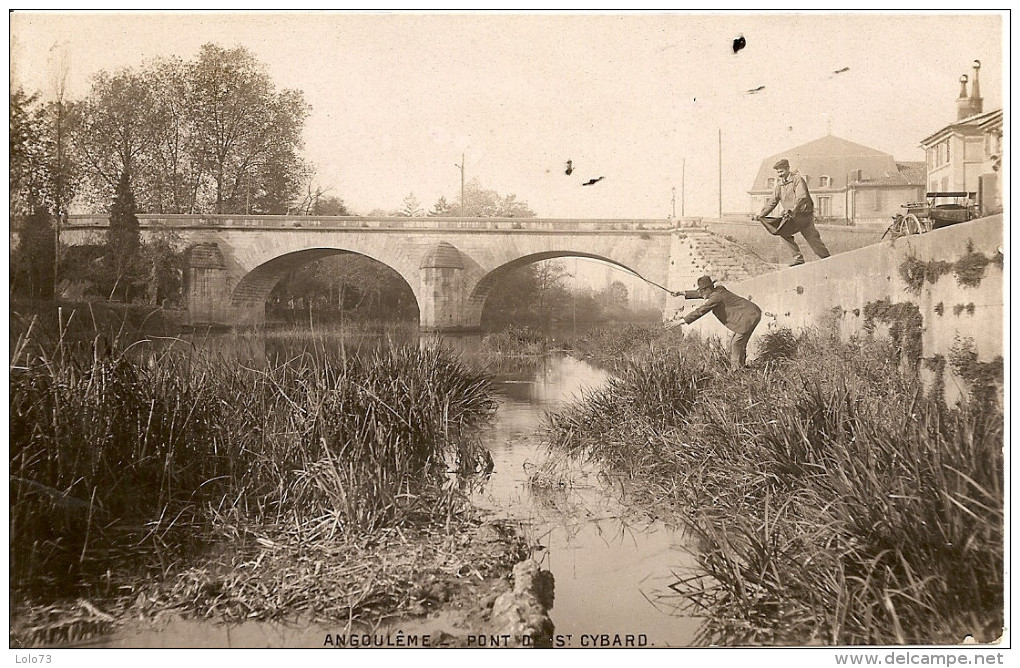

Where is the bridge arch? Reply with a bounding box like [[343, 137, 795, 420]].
[[229, 247, 419, 326], [463, 250, 658, 331]]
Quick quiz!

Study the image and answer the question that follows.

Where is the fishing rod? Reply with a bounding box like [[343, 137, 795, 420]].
[[616, 265, 676, 295], [618, 214, 788, 296]]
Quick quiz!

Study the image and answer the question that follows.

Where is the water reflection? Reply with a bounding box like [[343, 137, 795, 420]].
[[456, 348, 703, 648]]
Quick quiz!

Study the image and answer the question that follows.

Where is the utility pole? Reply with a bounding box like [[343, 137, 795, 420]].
[[671, 187, 676, 219], [454, 153, 465, 216], [718, 129, 723, 219], [681, 157, 686, 217]]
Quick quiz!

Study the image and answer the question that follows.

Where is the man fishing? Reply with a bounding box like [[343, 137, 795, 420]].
[[670, 275, 762, 369]]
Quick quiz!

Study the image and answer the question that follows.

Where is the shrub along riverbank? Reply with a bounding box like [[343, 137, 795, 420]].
[[545, 326, 1003, 645], [10, 319, 523, 646]]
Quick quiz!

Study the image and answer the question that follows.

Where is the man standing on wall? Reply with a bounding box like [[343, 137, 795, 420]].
[[754, 158, 831, 266], [670, 275, 762, 369]]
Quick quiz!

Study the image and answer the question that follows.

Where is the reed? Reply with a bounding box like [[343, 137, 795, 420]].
[[10, 323, 497, 622], [569, 324, 660, 371], [544, 329, 1003, 645], [479, 325, 549, 356]]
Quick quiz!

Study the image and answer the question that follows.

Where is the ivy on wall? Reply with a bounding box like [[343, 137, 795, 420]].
[[953, 241, 991, 288], [898, 239, 998, 294], [948, 336, 1003, 407], [862, 298, 924, 370]]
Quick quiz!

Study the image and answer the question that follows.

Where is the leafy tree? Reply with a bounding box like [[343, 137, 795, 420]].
[[430, 179, 537, 218], [291, 171, 351, 216], [491, 192, 536, 218], [599, 281, 629, 310], [142, 57, 205, 214], [482, 260, 571, 329], [10, 89, 43, 210], [312, 196, 351, 216], [268, 254, 416, 323], [190, 44, 310, 214], [71, 69, 156, 209], [70, 44, 311, 215]]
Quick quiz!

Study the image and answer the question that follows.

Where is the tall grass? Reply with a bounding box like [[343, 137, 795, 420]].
[[570, 324, 661, 371], [10, 321, 497, 608], [479, 325, 549, 356], [544, 330, 1003, 645]]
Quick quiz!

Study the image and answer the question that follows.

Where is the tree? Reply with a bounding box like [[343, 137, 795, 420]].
[[71, 70, 156, 208], [10, 89, 46, 213], [11, 206, 56, 299], [431, 179, 537, 218], [399, 193, 424, 217], [142, 57, 205, 214], [190, 44, 310, 214], [599, 280, 629, 311], [482, 260, 571, 329], [70, 44, 311, 215], [491, 192, 536, 218], [268, 254, 416, 323], [10, 89, 72, 298], [140, 232, 184, 306], [104, 169, 143, 301], [311, 195, 351, 216], [428, 196, 456, 217]]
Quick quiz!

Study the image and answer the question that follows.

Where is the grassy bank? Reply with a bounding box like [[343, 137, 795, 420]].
[[10, 322, 516, 646], [544, 327, 1003, 645]]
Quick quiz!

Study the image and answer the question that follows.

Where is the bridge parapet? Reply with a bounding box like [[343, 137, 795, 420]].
[[65, 214, 674, 233]]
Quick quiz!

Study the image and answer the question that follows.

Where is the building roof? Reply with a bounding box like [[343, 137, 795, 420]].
[[920, 108, 1003, 146], [749, 134, 906, 193], [976, 108, 1004, 132], [853, 161, 927, 188], [895, 161, 926, 186]]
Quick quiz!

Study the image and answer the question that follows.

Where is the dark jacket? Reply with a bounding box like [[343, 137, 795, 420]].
[[682, 286, 762, 334]]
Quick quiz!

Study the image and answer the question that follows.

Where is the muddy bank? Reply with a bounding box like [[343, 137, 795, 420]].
[[11, 516, 530, 648]]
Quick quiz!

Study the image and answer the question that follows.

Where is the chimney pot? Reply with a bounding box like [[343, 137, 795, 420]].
[[970, 59, 982, 111]]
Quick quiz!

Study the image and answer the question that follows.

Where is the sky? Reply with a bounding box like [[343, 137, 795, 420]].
[[10, 11, 1006, 221]]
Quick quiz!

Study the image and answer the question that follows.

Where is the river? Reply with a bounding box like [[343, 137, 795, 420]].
[[91, 334, 703, 648]]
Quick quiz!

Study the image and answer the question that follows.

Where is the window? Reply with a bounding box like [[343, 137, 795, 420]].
[[818, 196, 832, 216], [935, 140, 951, 166], [930, 139, 952, 168], [819, 176, 831, 188]]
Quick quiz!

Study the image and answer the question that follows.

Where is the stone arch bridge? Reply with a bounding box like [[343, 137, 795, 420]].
[[62, 215, 775, 330]]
